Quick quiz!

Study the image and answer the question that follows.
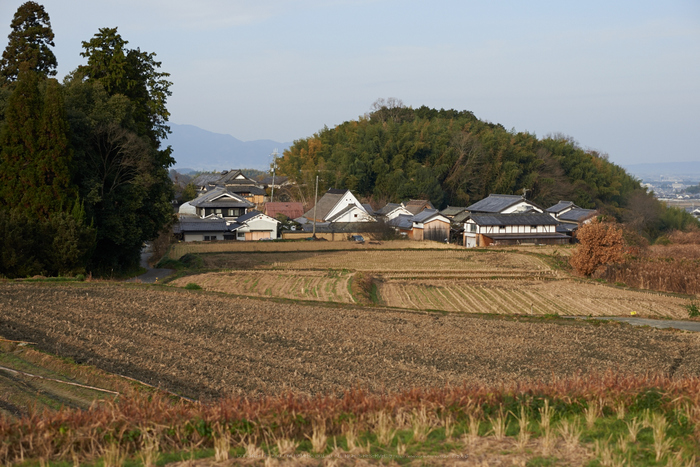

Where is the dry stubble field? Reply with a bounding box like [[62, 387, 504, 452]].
[[2, 282, 700, 401], [171, 249, 694, 318]]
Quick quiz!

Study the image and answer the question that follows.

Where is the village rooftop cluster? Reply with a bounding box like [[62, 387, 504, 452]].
[[172, 169, 623, 247]]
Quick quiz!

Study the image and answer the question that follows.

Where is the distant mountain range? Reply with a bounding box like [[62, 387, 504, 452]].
[[165, 123, 292, 172], [623, 161, 700, 182]]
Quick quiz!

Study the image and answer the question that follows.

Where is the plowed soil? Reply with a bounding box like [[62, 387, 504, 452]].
[[2, 283, 700, 401]]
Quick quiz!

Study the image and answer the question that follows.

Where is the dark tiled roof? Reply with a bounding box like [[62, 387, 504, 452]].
[[558, 208, 597, 222], [375, 203, 403, 216], [227, 185, 266, 195], [469, 213, 559, 226], [190, 187, 253, 208], [466, 194, 525, 213], [326, 205, 359, 222], [440, 206, 468, 217], [362, 203, 375, 216], [452, 211, 471, 224], [546, 201, 576, 213], [178, 217, 229, 232], [388, 214, 414, 230], [235, 210, 263, 223], [412, 209, 447, 223]]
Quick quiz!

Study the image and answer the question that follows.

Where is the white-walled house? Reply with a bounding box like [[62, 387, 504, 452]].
[[230, 211, 280, 241], [375, 202, 414, 221], [303, 189, 375, 223], [466, 194, 543, 214], [463, 213, 569, 247]]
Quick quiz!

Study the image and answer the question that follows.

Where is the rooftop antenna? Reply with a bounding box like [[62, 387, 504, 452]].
[[270, 148, 279, 202]]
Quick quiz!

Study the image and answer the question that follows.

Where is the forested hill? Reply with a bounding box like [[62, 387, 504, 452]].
[[278, 104, 641, 216]]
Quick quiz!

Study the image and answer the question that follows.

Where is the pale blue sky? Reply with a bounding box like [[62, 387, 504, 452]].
[[1, 0, 699, 165]]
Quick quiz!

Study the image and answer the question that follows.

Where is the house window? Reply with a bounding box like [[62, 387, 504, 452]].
[[499, 225, 506, 231], [531, 225, 538, 231], [215, 209, 222, 215], [468, 224, 477, 233]]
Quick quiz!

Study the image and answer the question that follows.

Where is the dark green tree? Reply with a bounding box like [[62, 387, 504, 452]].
[[64, 27, 174, 273], [0, 66, 74, 216], [0, 1, 57, 85]]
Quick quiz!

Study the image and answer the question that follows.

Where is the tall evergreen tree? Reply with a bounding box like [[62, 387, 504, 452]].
[[64, 27, 174, 273], [0, 1, 57, 85], [0, 66, 74, 216]]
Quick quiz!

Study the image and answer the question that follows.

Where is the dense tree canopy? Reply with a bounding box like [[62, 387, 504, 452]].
[[278, 102, 694, 238], [0, 1, 57, 85], [64, 27, 174, 273], [0, 3, 174, 278]]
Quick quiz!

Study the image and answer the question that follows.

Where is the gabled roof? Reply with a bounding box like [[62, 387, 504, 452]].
[[303, 190, 345, 221], [546, 201, 576, 214], [236, 210, 280, 224], [558, 208, 597, 223], [466, 194, 527, 213], [265, 202, 304, 219], [303, 188, 368, 222], [189, 187, 253, 209], [326, 205, 365, 222], [404, 199, 434, 215], [388, 214, 414, 230], [468, 213, 559, 226], [452, 211, 471, 224], [412, 209, 449, 224], [362, 203, 375, 216], [440, 206, 468, 217], [375, 203, 403, 216]]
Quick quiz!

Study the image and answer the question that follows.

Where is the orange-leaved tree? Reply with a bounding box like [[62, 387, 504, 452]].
[[570, 219, 625, 276]]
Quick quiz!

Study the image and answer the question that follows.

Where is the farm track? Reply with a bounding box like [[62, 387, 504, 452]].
[[2, 283, 700, 401]]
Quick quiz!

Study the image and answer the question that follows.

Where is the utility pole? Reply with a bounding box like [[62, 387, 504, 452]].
[[270, 148, 278, 203], [312, 175, 319, 238]]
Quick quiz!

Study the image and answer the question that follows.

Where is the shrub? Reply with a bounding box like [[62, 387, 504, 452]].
[[570, 220, 625, 276], [687, 303, 699, 318], [184, 283, 202, 290]]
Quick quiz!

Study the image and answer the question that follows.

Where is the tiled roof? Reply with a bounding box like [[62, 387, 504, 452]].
[[189, 187, 253, 208], [178, 217, 229, 232], [226, 185, 266, 195], [558, 208, 597, 222], [375, 203, 403, 216], [388, 214, 414, 230], [469, 213, 559, 226], [440, 206, 468, 217], [412, 209, 447, 223], [546, 201, 576, 213], [466, 194, 525, 213]]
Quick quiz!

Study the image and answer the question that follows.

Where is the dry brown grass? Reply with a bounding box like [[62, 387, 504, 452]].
[[2, 373, 698, 465], [602, 259, 700, 295]]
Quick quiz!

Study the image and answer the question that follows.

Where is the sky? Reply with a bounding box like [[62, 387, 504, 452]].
[[1, 0, 699, 166]]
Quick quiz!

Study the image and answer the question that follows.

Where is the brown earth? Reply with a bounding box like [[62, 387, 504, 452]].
[[2, 283, 700, 401]]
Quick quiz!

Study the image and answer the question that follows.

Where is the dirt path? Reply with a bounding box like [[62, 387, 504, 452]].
[[1, 283, 699, 400]]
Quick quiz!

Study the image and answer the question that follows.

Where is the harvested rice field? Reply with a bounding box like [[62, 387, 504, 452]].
[[2, 283, 700, 401], [172, 248, 695, 319]]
